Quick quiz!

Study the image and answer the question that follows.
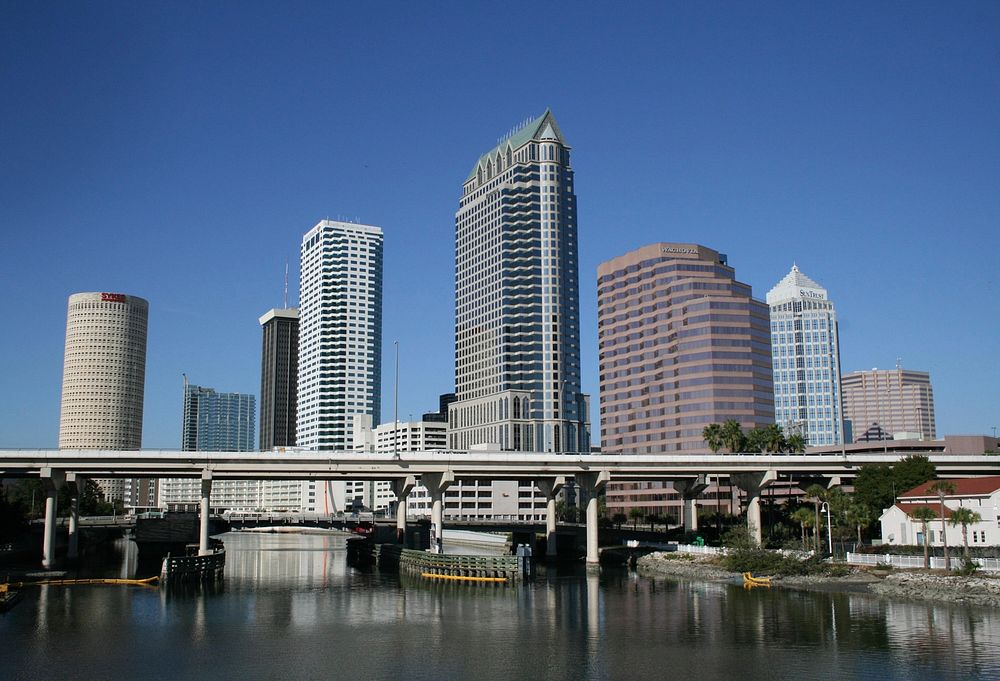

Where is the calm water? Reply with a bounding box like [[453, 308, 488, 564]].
[[3, 533, 999, 681]]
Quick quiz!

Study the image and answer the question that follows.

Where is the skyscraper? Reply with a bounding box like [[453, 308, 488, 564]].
[[160, 380, 258, 511], [449, 110, 589, 453], [597, 244, 774, 518], [298, 219, 383, 513], [598, 244, 775, 454], [181, 382, 256, 451], [58, 291, 148, 502], [259, 307, 299, 450], [766, 265, 844, 446], [841, 366, 936, 441]]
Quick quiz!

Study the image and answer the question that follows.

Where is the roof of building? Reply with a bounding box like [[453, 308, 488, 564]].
[[895, 501, 955, 520], [766, 265, 828, 304], [900, 475, 1000, 499], [465, 109, 565, 182]]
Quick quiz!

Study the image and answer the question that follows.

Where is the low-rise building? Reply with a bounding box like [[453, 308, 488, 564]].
[[879, 476, 1000, 548]]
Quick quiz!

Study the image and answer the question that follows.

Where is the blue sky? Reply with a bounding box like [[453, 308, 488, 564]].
[[2, 2, 998, 449]]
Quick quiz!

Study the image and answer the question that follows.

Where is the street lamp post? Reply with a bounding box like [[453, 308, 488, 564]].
[[821, 501, 833, 556], [393, 340, 399, 459]]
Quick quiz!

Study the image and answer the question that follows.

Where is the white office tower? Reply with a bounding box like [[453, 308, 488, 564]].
[[297, 220, 383, 513], [58, 292, 148, 502], [449, 110, 589, 453], [766, 265, 844, 446]]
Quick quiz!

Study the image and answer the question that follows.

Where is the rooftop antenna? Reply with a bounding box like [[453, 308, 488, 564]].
[[896, 357, 902, 370], [283, 261, 289, 309]]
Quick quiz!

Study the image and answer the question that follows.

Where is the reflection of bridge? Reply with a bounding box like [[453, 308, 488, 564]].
[[3, 449, 996, 568]]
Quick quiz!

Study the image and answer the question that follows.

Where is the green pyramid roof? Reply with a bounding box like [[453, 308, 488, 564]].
[[465, 110, 564, 182]]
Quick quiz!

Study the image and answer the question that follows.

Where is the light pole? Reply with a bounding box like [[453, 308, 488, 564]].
[[821, 501, 833, 556], [393, 340, 399, 459]]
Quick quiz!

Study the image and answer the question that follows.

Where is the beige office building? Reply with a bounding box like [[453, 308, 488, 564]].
[[58, 292, 149, 502], [598, 243, 774, 518], [841, 367, 936, 441]]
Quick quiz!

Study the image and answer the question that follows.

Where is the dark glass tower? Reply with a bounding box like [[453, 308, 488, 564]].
[[259, 308, 299, 450]]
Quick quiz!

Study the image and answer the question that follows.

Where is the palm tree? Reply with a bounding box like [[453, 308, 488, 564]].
[[910, 506, 937, 569], [745, 428, 767, 453], [791, 507, 814, 551], [628, 507, 643, 530], [805, 484, 827, 553], [785, 433, 806, 453], [703, 423, 723, 453], [720, 420, 746, 453], [846, 503, 874, 550], [762, 424, 787, 453], [928, 480, 956, 570], [949, 507, 982, 559]]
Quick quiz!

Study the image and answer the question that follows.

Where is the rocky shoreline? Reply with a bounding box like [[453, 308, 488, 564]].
[[637, 551, 1000, 608]]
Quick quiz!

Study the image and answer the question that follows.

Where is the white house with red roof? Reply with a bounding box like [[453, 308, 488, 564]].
[[879, 476, 1000, 547]]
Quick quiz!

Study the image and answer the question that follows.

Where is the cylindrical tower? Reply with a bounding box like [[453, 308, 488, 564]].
[[58, 292, 149, 450]]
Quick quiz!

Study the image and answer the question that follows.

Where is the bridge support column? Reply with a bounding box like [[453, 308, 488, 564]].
[[673, 475, 708, 533], [576, 470, 611, 566], [391, 475, 416, 544], [421, 471, 454, 554], [199, 470, 213, 556], [731, 470, 777, 546], [40, 467, 65, 569], [66, 472, 83, 561], [535, 476, 565, 559]]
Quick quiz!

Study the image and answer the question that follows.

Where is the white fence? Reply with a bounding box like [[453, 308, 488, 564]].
[[673, 543, 725, 556], [846, 552, 1000, 573]]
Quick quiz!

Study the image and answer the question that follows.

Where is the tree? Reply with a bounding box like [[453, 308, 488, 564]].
[[745, 428, 767, 453], [853, 464, 895, 516], [804, 484, 827, 553], [893, 455, 936, 495], [627, 507, 643, 530], [761, 424, 787, 453], [791, 507, 814, 550], [785, 433, 806, 453], [703, 423, 723, 453], [720, 420, 746, 453], [928, 480, 956, 570], [910, 506, 937, 569], [611, 512, 627, 530], [949, 507, 982, 558], [845, 502, 874, 550]]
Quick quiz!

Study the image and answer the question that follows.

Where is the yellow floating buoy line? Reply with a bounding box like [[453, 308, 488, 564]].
[[5, 575, 159, 589], [420, 572, 509, 583]]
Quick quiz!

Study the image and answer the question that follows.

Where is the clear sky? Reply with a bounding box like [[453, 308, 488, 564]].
[[2, 2, 998, 449]]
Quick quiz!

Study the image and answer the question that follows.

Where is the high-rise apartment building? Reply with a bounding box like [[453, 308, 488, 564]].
[[298, 219, 383, 513], [181, 382, 256, 451], [259, 307, 299, 450], [160, 381, 258, 511], [598, 244, 774, 517], [766, 265, 843, 446], [449, 110, 589, 453], [58, 291, 148, 503], [841, 367, 936, 441]]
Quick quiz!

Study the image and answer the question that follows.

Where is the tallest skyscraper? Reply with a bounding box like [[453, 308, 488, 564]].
[[449, 110, 589, 452]]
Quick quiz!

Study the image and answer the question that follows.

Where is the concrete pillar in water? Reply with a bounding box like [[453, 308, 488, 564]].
[[673, 475, 709, 533], [731, 470, 777, 545], [40, 467, 65, 569], [66, 472, 83, 561], [199, 470, 213, 556], [420, 470, 454, 554], [575, 470, 611, 565], [534, 476, 565, 559], [390, 475, 416, 544]]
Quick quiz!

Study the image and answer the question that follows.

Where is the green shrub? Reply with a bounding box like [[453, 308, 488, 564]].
[[954, 557, 980, 576]]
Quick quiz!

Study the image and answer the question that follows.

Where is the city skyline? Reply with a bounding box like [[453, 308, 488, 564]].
[[2, 4, 998, 447]]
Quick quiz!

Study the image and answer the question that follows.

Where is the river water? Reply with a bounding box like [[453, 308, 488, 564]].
[[3, 532, 999, 681]]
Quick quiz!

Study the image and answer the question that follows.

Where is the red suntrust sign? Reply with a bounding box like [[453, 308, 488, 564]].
[[101, 293, 127, 303]]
